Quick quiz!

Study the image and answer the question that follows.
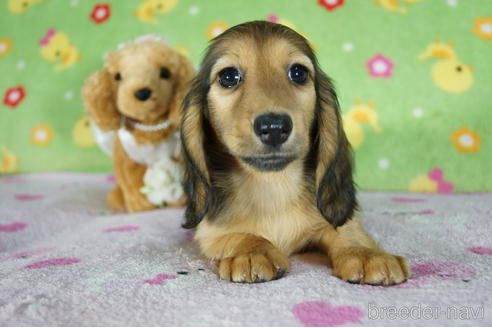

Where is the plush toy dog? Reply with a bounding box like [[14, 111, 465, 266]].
[[83, 36, 195, 212]]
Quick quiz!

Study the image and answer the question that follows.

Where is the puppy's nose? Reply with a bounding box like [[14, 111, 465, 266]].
[[135, 88, 152, 101], [254, 113, 293, 147]]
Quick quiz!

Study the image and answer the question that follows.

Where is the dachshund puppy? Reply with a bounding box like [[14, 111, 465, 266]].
[[181, 21, 409, 285]]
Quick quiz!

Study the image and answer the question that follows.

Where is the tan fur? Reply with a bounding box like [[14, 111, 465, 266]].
[[83, 40, 195, 212], [182, 22, 409, 285]]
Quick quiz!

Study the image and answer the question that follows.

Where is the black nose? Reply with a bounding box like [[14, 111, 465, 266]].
[[254, 113, 293, 147], [135, 88, 152, 101]]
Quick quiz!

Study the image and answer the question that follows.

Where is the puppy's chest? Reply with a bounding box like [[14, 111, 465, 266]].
[[223, 169, 326, 254]]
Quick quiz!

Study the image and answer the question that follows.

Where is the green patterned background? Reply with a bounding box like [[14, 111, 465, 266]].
[[1, 0, 491, 192]]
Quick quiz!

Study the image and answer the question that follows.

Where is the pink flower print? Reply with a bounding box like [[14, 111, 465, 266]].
[[293, 301, 363, 326], [366, 54, 394, 78]]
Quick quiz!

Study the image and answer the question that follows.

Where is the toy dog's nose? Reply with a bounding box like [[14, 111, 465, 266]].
[[135, 88, 152, 101], [254, 113, 292, 148]]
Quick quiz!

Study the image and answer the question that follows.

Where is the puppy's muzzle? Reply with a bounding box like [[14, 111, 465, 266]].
[[242, 113, 295, 171]]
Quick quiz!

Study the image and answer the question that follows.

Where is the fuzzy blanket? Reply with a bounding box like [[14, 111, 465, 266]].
[[0, 173, 491, 326]]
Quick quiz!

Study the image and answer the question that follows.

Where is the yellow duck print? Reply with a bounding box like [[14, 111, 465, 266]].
[[39, 29, 81, 72], [72, 117, 95, 148], [135, 0, 178, 25], [0, 146, 19, 173], [418, 39, 473, 93], [374, 0, 423, 14], [342, 100, 382, 149], [7, 0, 45, 14]]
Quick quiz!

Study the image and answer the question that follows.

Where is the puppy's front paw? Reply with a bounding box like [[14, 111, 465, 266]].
[[218, 249, 289, 283], [332, 248, 410, 286]]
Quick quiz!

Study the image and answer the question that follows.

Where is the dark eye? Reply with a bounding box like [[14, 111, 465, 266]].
[[160, 67, 171, 79], [218, 67, 242, 89], [288, 64, 308, 85], [115, 73, 121, 81]]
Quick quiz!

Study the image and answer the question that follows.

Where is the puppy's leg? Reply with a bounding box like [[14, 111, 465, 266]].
[[199, 233, 289, 283], [113, 138, 154, 213], [319, 217, 410, 285]]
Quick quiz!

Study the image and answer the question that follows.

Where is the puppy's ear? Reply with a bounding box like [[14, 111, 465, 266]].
[[82, 68, 120, 131], [314, 68, 357, 228], [180, 80, 212, 229], [168, 54, 195, 127]]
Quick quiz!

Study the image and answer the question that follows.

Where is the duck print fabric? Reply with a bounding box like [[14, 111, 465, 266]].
[[0, 0, 490, 192]]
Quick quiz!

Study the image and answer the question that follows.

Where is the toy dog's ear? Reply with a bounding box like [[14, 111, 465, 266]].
[[82, 68, 120, 131], [314, 67, 358, 228], [180, 72, 213, 229], [168, 54, 195, 127]]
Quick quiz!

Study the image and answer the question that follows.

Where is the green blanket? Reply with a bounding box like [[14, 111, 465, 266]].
[[1, 0, 490, 192]]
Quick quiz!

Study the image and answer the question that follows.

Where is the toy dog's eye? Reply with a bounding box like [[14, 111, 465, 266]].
[[115, 73, 122, 81], [288, 64, 308, 85], [218, 67, 242, 89], [160, 67, 171, 79]]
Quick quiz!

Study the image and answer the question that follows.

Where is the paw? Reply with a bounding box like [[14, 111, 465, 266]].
[[218, 249, 289, 283], [332, 248, 410, 286]]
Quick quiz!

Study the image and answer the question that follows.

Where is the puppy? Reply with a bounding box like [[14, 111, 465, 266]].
[[181, 21, 410, 285]]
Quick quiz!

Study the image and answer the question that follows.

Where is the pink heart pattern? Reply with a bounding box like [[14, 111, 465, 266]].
[[144, 274, 177, 285], [468, 247, 492, 255], [0, 222, 27, 232], [25, 257, 81, 269], [0, 247, 53, 262], [15, 194, 45, 201], [293, 301, 364, 327], [103, 225, 139, 232]]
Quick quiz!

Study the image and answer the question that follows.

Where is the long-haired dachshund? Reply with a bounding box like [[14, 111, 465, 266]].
[[181, 21, 410, 285]]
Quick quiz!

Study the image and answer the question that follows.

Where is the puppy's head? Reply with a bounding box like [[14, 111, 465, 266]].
[[182, 21, 356, 228], [83, 39, 194, 129]]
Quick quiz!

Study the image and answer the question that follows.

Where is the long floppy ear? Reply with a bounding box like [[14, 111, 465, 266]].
[[314, 67, 358, 228], [168, 54, 196, 127], [180, 79, 212, 229], [82, 68, 120, 131]]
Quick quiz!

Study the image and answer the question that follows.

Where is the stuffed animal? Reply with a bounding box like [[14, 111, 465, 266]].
[[82, 36, 195, 212]]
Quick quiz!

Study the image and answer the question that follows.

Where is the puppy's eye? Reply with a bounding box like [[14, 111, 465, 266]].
[[288, 64, 308, 85], [160, 67, 171, 79], [114, 73, 122, 81], [218, 67, 242, 89]]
